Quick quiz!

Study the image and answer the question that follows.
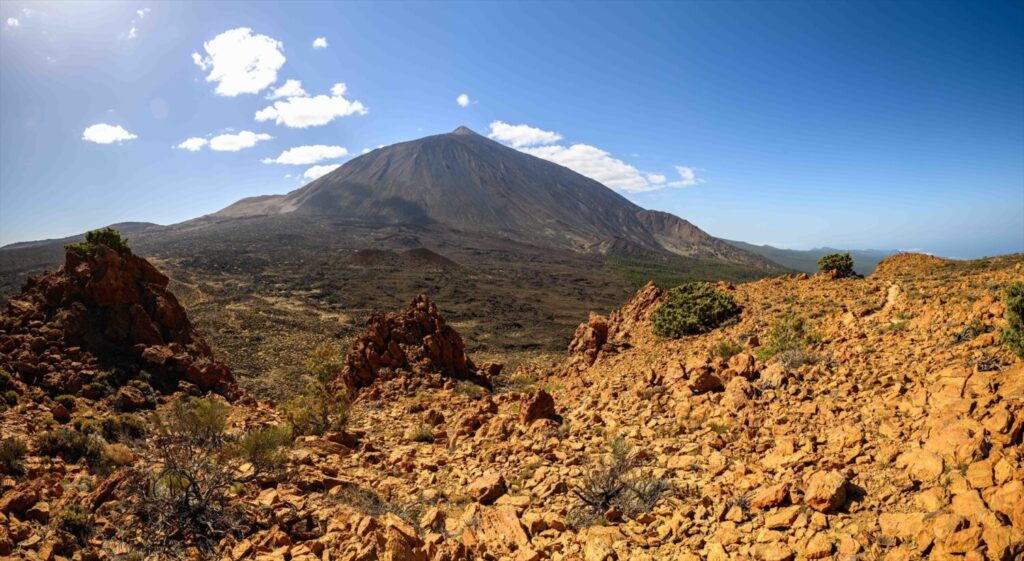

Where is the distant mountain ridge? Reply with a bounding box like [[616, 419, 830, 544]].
[[722, 239, 896, 275]]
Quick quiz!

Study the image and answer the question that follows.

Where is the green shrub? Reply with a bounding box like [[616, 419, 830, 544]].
[[155, 398, 229, 443], [1002, 281, 1024, 358], [37, 428, 103, 465], [651, 282, 741, 338], [65, 227, 129, 255], [55, 394, 76, 410], [712, 339, 743, 361], [406, 425, 435, 443], [454, 380, 484, 400], [58, 504, 93, 544], [0, 370, 14, 391], [0, 437, 28, 475], [817, 252, 855, 277], [234, 425, 292, 476], [102, 414, 147, 442], [756, 312, 816, 368], [285, 344, 350, 436], [4, 390, 18, 406]]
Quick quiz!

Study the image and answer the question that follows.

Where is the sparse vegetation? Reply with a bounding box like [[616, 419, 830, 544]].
[[234, 424, 292, 476], [712, 339, 743, 361], [0, 437, 28, 475], [58, 504, 93, 544], [406, 425, 435, 443], [65, 226, 130, 255], [454, 380, 485, 400], [569, 437, 671, 528], [817, 252, 855, 278], [37, 427, 103, 465], [651, 282, 741, 338], [284, 344, 351, 436], [1001, 281, 1024, 358], [754, 311, 819, 368], [131, 397, 247, 553]]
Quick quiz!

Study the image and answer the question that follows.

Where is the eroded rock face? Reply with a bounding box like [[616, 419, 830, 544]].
[[0, 246, 237, 397], [340, 294, 487, 394], [568, 281, 665, 366]]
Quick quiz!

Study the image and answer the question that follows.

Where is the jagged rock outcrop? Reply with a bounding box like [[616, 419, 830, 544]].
[[568, 280, 665, 366], [0, 245, 237, 397], [340, 294, 488, 394]]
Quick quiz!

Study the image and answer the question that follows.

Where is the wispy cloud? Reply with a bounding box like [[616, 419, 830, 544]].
[[265, 79, 307, 100], [456, 93, 471, 107], [487, 121, 562, 148], [313, 37, 328, 49], [303, 163, 341, 181], [489, 121, 704, 193], [175, 131, 273, 152], [262, 145, 349, 165]]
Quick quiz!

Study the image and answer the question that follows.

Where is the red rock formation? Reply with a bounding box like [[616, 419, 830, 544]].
[[568, 281, 666, 366], [341, 294, 487, 394], [0, 245, 237, 398]]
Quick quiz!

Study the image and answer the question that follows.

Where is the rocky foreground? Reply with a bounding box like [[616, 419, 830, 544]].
[[0, 248, 1022, 561]]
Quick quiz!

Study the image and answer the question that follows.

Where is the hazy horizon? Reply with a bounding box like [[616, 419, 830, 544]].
[[1, 1, 1022, 257]]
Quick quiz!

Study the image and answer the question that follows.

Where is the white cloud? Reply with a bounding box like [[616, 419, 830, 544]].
[[312, 37, 328, 49], [192, 28, 286, 96], [361, 148, 371, 154], [6, 17, 19, 27], [82, 123, 137, 144], [208, 130, 272, 152], [266, 79, 307, 99], [255, 82, 367, 128], [127, 25, 137, 39], [136, 8, 150, 18], [668, 166, 703, 188], [262, 144, 348, 165], [487, 121, 562, 148], [176, 137, 208, 151], [303, 163, 341, 181], [456, 93, 470, 107], [521, 144, 654, 192], [646, 173, 666, 185]]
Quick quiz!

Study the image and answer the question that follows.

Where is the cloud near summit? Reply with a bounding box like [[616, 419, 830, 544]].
[[255, 83, 367, 128], [487, 121, 703, 193]]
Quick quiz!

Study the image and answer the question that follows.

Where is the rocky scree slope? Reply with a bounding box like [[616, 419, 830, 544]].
[[1, 252, 1022, 561]]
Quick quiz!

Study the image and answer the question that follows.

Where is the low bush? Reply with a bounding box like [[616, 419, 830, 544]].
[[102, 443, 136, 467], [234, 425, 292, 476], [406, 425, 435, 443], [65, 227, 129, 255], [1001, 281, 1024, 358], [712, 339, 743, 361], [133, 397, 240, 552], [0, 437, 28, 476], [0, 369, 14, 391], [569, 437, 671, 528], [37, 428, 103, 465], [756, 311, 816, 367], [284, 344, 350, 436], [58, 504, 93, 544], [103, 414, 147, 442], [651, 282, 741, 339], [817, 252, 855, 277], [55, 394, 77, 410]]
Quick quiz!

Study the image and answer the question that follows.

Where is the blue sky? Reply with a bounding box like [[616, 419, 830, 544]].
[[1, 1, 1022, 258]]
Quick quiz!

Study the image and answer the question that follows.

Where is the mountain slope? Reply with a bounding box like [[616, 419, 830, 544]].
[[212, 127, 778, 269]]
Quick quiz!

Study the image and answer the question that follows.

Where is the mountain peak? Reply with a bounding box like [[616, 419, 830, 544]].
[[451, 126, 479, 136]]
